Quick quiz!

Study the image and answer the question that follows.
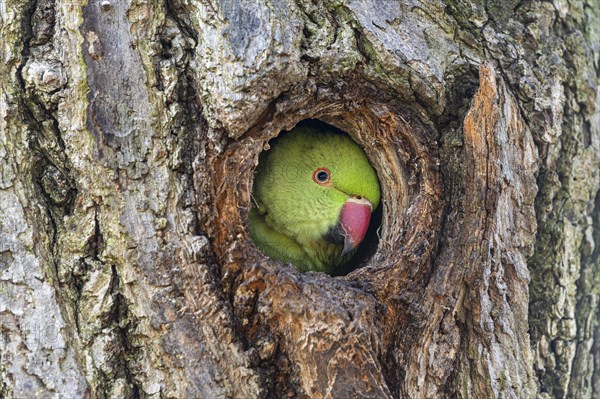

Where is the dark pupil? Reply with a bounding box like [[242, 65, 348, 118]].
[[317, 171, 328, 182]]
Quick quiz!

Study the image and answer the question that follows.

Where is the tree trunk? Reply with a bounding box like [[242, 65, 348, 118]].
[[1, 0, 598, 398]]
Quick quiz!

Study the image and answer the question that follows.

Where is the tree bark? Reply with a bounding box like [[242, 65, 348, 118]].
[[0, 0, 598, 398]]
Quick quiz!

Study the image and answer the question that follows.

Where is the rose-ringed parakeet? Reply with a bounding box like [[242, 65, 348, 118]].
[[249, 122, 380, 274]]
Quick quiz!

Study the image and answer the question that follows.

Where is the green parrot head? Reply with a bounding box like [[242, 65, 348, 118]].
[[250, 121, 381, 272]]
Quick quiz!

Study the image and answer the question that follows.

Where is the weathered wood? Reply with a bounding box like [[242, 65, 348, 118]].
[[0, 0, 598, 398]]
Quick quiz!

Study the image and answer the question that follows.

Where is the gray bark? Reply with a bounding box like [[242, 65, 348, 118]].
[[0, 0, 598, 398]]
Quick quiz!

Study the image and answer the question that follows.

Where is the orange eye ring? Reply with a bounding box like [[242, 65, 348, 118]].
[[312, 167, 331, 185]]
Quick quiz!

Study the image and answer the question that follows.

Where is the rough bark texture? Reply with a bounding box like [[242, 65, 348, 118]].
[[0, 0, 598, 398]]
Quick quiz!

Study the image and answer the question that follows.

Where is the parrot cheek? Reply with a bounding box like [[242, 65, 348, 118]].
[[339, 197, 372, 257]]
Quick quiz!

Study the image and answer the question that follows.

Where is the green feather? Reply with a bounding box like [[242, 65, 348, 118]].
[[249, 123, 380, 273]]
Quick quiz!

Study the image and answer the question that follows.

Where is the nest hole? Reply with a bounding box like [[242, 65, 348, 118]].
[[210, 99, 438, 293]]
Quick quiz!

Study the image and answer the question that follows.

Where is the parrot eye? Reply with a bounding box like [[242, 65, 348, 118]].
[[313, 168, 331, 185]]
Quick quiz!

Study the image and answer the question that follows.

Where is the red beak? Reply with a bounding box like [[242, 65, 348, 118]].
[[339, 197, 373, 256]]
